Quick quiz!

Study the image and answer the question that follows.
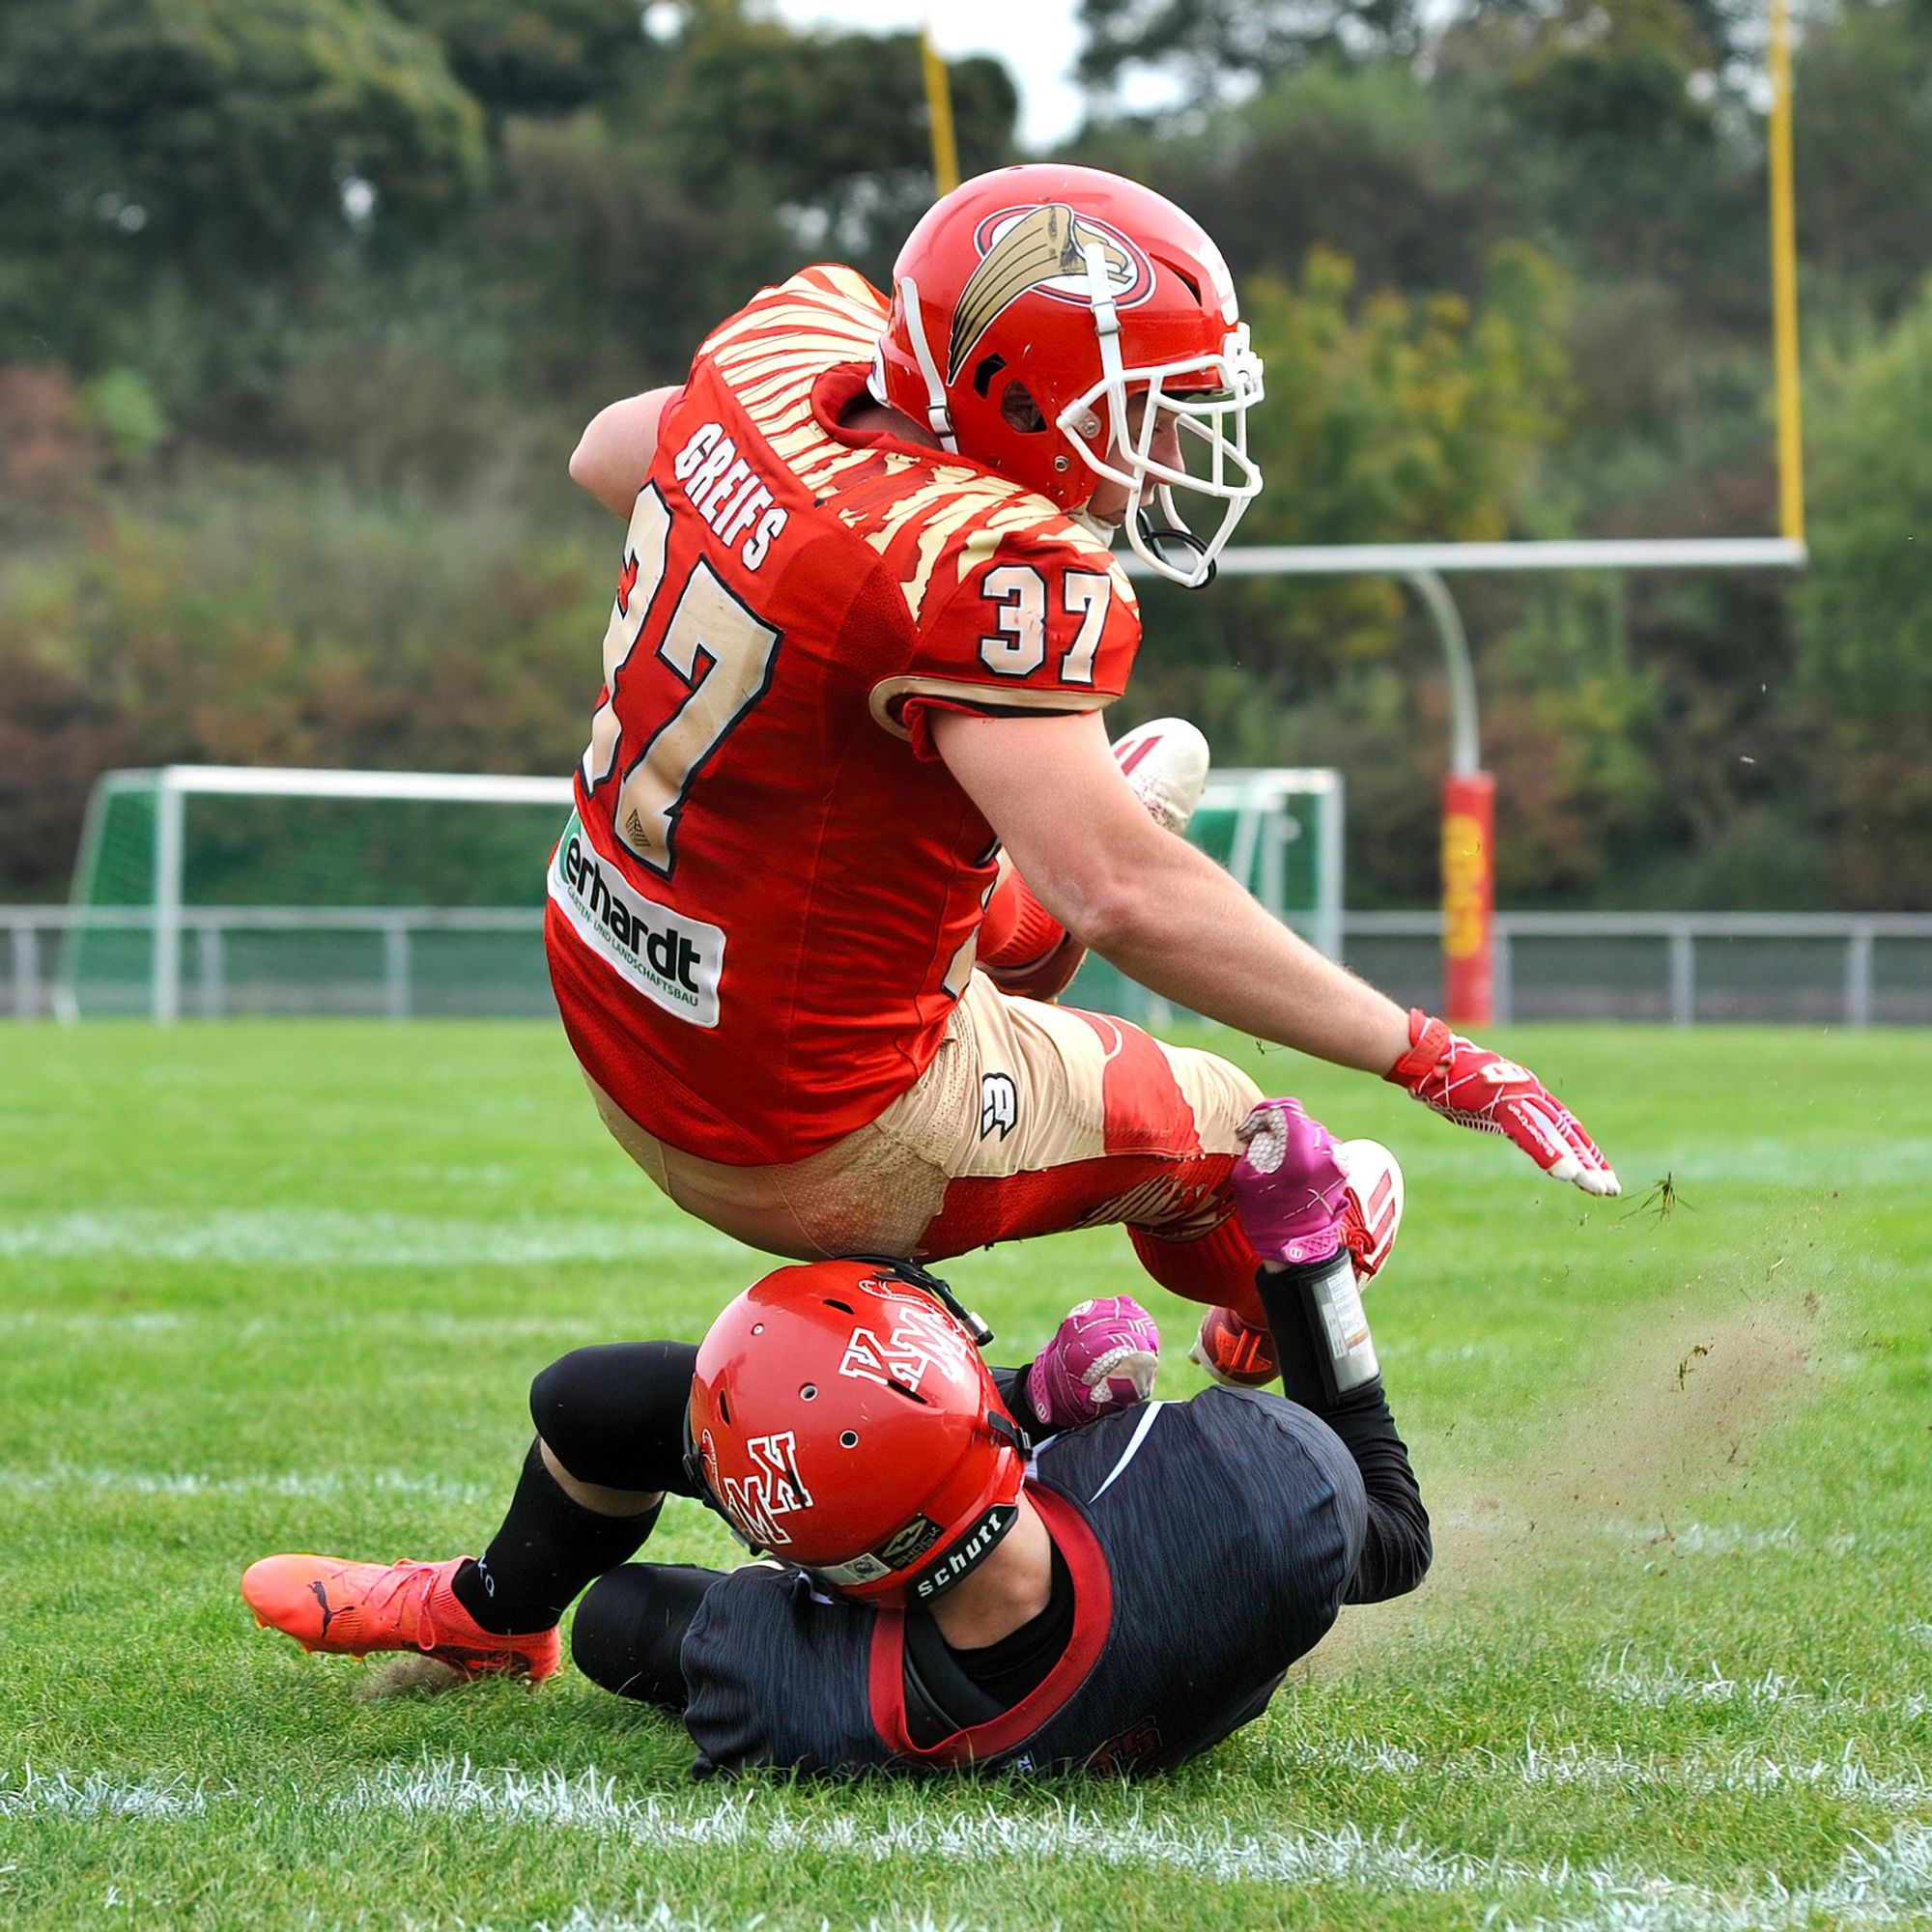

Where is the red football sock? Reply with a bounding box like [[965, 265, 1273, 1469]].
[[980, 870, 1067, 969], [1129, 1211, 1268, 1328], [980, 869, 1087, 1001]]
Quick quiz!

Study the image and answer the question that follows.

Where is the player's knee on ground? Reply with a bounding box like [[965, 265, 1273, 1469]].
[[572, 1563, 721, 1708], [529, 1342, 700, 1495]]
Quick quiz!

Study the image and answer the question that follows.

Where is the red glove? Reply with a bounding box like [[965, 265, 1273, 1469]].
[[1386, 1010, 1619, 1197]]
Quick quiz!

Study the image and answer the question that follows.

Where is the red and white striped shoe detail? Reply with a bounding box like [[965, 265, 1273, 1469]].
[[1111, 718, 1210, 837], [1335, 1138, 1405, 1283]]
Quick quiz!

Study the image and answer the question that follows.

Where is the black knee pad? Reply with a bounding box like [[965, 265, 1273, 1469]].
[[528, 1341, 700, 1494], [573, 1562, 722, 1708]]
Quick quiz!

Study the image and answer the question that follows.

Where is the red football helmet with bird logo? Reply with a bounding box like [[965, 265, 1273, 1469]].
[[687, 1260, 1027, 1606], [872, 162, 1264, 586]]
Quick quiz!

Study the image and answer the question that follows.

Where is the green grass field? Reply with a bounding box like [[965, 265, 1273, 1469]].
[[1, 1021, 1926, 1931]]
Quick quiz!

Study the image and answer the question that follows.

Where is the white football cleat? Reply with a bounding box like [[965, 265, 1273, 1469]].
[[1334, 1138, 1404, 1282], [1112, 717, 1210, 838]]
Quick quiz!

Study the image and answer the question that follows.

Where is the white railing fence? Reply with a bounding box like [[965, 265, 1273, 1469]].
[[6, 904, 1932, 1026]]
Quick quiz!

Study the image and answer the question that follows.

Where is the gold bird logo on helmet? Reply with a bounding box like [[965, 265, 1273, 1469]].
[[948, 204, 1153, 383]]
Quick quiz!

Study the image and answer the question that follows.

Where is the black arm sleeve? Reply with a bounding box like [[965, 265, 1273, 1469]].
[[1318, 1378, 1432, 1605], [1251, 1263, 1433, 1605]]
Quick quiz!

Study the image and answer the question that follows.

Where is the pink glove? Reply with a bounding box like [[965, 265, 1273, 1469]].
[[1386, 1009, 1620, 1198], [1027, 1294, 1161, 1429], [1231, 1098, 1350, 1265]]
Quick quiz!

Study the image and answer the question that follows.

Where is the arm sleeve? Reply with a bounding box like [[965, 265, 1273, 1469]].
[[872, 534, 1141, 762], [1319, 1380, 1433, 1605], [1251, 1264, 1433, 1605]]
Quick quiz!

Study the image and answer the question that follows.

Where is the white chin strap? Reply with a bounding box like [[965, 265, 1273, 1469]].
[[894, 275, 957, 452]]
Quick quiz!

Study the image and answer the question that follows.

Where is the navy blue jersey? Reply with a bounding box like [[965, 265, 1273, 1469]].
[[678, 1385, 1370, 1776]]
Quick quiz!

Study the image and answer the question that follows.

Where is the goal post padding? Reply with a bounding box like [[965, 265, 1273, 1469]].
[[61, 764, 1342, 1021]]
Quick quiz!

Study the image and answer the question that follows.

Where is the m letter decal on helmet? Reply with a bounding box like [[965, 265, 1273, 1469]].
[[948, 204, 1153, 383], [718, 1431, 812, 1548], [838, 1305, 977, 1396]]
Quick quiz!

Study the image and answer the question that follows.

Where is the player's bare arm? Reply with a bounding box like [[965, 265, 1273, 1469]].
[[568, 384, 683, 517], [934, 706, 1408, 1071], [931, 705, 1618, 1194]]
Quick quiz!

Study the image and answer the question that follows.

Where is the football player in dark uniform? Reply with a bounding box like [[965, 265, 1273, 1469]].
[[243, 1099, 1428, 1776]]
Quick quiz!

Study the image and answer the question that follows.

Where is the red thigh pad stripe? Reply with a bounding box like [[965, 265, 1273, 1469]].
[[1064, 1010, 1204, 1160]]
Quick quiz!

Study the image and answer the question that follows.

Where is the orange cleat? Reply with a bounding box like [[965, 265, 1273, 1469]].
[[1191, 1139, 1406, 1388], [1190, 1304, 1280, 1387], [241, 1553, 560, 1683]]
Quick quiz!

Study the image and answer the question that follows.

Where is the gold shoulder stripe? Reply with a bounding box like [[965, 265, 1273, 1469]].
[[799, 264, 888, 312], [868, 674, 1112, 742]]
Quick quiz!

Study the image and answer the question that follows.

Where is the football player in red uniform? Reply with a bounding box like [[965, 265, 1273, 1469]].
[[547, 161, 1616, 1384]]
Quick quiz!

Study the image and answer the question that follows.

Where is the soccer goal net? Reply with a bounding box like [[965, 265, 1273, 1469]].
[[59, 763, 1342, 1022]]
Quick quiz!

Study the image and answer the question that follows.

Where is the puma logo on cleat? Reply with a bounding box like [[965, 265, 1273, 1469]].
[[309, 1579, 351, 1640]]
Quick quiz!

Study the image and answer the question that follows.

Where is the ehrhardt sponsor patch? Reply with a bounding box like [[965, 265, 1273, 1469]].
[[550, 811, 724, 1028]]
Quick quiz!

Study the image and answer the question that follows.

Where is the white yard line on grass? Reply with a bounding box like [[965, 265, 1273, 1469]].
[[0, 1464, 492, 1505], [342, 1757, 1595, 1895], [341, 1757, 1932, 1924], [13, 1756, 1930, 1926], [0, 1208, 744, 1269], [1272, 1734, 1932, 1810], [1501, 1826, 1932, 1932], [0, 1768, 204, 1819], [1587, 1648, 1877, 1716], [520, 1911, 984, 1932]]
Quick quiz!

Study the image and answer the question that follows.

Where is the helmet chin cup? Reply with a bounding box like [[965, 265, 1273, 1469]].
[[1134, 509, 1215, 587]]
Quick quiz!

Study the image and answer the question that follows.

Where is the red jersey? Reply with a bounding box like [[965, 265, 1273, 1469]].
[[546, 267, 1141, 1164]]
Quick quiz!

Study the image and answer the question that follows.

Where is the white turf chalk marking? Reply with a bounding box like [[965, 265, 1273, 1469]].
[[341, 1757, 1932, 1925], [342, 1757, 1575, 1895], [0, 1310, 623, 1347], [1271, 1735, 1932, 1811], [0, 1208, 745, 1270], [531, 1910, 981, 1932], [0, 1768, 204, 1820], [14, 1758, 1932, 1926], [1587, 1649, 1867, 1714], [0, 1464, 491, 1506], [1500, 1825, 1932, 1932]]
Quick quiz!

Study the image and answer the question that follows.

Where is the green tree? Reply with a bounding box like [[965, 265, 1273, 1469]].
[[1069, 61, 1501, 300], [384, 0, 643, 123], [1794, 0, 1932, 323], [1797, 287, 1932, 723], [1137, 240, 1573, 688], [1075, 0, 1421, 108], [653, 13, 1017, 279], [0, 0, 484, 362]]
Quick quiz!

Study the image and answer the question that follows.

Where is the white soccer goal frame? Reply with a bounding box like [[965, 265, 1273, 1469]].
[[68, 761, 1343, 1023], [70, 765, 575, 1023]]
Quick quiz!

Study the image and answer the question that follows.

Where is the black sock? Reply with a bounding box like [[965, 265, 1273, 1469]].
[[453, 1440, 664, 1635]]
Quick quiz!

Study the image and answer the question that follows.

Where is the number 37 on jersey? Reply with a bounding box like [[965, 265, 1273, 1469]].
[[582, 482, 782, 877]]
